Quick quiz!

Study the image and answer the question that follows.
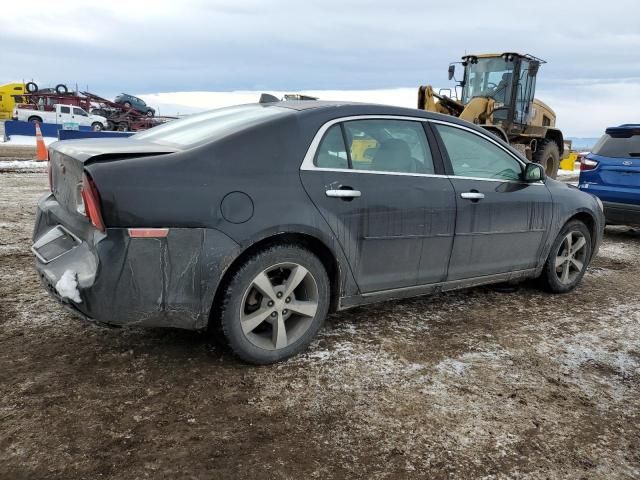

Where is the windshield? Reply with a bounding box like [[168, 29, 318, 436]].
[[134, 104, 290, 147], [592, 133, 640, 159], [462, 57, 515, 105]]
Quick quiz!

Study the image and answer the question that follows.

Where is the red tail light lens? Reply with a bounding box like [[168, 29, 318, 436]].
[[80, 173, 105, 232], [580, 157, 599, 171]]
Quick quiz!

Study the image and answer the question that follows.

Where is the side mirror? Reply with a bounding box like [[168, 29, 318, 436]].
[[524, 162, 546, 182], [448, 64, 455, 81]]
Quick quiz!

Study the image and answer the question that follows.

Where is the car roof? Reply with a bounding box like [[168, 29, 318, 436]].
[[263, 99, 475, 126]]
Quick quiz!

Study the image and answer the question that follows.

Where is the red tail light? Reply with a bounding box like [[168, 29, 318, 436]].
[[80, 173, 105, 232], [580, 157, 599, 171]]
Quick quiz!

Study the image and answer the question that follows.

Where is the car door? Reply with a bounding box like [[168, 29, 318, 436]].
[[72, 107, 90, 126], [58, 105, 72, 124], [431, 121, 553, 280], [300, 117, 456, 293]]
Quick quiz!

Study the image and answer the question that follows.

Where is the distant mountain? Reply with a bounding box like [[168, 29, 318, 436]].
[[566, 137, 600, 151]]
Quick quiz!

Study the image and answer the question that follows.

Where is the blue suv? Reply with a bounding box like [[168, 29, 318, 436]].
[[579, 124, 640, 226]]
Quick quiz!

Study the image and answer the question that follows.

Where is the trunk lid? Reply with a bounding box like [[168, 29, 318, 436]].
[[49, 138, 177, 215]]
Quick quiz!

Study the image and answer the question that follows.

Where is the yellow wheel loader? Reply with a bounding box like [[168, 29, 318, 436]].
[[418, 53, 564, 178]]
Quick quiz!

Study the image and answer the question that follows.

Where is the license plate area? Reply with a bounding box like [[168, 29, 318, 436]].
[[32, 226, 81, 264]]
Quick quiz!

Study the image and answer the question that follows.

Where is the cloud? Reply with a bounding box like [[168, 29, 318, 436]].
[[2, 0, 639, 136]]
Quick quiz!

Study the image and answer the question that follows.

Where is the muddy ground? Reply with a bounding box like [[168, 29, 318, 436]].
[[1, 170, 639, 479]]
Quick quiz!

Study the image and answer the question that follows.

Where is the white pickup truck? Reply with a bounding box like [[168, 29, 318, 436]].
[[13, 104, 108, 131]]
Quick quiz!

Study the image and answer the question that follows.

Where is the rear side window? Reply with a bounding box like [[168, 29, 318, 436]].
[[60, 106, 70, 114], [592, 134, 640, 158], [314, 119, 434, 174], [344, 120, 434, 174], [134, 105, 290, 147], [435, 124, 522, 180]]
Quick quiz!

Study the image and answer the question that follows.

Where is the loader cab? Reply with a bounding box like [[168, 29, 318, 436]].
[[458, 53, 542, 134]]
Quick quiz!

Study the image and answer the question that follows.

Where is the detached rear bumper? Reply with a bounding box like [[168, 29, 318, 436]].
[[33, 193, 241, 330], [602, 201, 640, 227]]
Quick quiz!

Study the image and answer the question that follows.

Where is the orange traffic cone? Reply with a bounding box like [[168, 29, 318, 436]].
[[35, 122, 48, 161]]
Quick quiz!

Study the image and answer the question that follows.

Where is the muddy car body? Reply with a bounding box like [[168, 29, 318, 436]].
[[33, 101, 604, 363]]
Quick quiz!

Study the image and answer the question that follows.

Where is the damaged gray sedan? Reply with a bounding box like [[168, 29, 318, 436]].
[[33, 100, 604, 364]]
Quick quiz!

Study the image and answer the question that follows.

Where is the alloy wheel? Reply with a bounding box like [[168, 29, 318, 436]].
[[240, 263, 319, 350], [554, 231, 588, 285]]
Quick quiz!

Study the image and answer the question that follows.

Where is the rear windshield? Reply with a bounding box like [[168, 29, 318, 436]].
[[134, 104, 290, 147], [591, 134, 640, 158]]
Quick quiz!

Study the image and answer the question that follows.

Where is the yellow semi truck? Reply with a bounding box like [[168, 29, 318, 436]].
[[0, 83, 28, 119]]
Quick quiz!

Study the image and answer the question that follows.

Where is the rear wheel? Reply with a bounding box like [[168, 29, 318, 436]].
[[219, 245, 330, 364], [533, 140, 560, 179], [146, 109, 154, 117], [28, 116, 43, 124], [91, 122, 103, 131], [539, 220, 591, 293], [123, 101, 132, 109]]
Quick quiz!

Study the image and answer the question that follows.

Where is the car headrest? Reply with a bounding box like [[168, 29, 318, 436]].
[[372, 138, 413, 172]]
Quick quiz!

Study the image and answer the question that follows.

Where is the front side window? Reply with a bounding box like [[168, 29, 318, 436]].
[[343, 119, 434, 174], [435, 124, 522, 180], [73, 107, 87, 116]]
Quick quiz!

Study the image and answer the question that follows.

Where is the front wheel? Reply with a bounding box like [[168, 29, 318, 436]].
[[539, 220, 592, 293], [219, 245, 330, 364]]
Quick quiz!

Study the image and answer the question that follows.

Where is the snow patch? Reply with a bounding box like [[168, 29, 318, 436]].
[[1, 134, 57, 146], [0, 160, 47, 170], [55, 270, 82, 303]]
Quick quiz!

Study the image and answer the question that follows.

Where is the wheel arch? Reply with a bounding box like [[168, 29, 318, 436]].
[[208, 231, 343, 330], [565, 210, 598, 256]]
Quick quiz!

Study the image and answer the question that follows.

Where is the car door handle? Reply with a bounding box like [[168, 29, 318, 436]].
[[460, 192, 485, 200], [326, 189, 361, 198]]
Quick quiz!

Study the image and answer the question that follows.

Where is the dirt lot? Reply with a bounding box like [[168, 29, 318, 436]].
[[1, 170, 639, 479]]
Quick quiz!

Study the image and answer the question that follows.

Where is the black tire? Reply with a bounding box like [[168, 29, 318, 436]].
[[55, 83, 68, 94], [533, 140, 560, 179], [219, 245, 330, 364], [146, 109, 154, 117], [25, 82, 38, 93], [28, 116, 43, 124], [539, 220, 592, 293], [106, 120, 115, 131], [91, 122, 103, 132], [118, 122, 129, 132], [123, 101, 132, 109]]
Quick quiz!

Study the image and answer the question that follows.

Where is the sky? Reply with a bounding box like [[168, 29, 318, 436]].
[[2, 0, 640, 137]]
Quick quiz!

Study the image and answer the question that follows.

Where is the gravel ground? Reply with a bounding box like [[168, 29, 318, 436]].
[[1, 171, 639, 479]]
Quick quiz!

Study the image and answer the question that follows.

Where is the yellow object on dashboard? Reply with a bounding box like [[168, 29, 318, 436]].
[[350, 138, 378, 163]]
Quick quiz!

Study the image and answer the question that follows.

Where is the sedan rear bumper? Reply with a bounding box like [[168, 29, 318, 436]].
[[602, 200, 640, 226], [33, 194, 241, 330]]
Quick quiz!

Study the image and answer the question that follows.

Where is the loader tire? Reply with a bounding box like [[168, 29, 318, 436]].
[[533, 140, 560, 179]]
